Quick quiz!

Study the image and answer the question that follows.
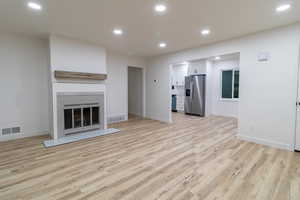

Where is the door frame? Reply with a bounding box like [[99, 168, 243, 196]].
[[127, 66, 146, 118], [293, 44, 300, 151], [169, 64, 173, 123]]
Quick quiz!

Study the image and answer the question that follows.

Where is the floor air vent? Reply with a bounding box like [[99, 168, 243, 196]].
[[1, 127, 21, 136]]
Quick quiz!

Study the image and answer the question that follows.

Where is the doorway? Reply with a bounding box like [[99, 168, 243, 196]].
[[128, 66, 144, 118], [295, 46, 300, 151], [169, 53, 240, 122]]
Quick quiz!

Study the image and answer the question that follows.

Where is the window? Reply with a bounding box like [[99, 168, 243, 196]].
[[221, 69, 239, 99]]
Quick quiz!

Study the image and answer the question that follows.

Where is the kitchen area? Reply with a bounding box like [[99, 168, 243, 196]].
[[170, 53, 240, 119]]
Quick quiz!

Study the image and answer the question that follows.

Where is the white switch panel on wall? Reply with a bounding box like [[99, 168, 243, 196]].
[[257, 52, 270, 62]]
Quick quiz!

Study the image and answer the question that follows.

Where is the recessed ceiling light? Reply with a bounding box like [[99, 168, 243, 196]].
[[155, 4, 167, 12], [276, 4, 291, 12], [201, 29, 211, 36], [27, 2, 42, 11], [215, 56, 221, 60], [113, 29, 123, 35], [159, 42, 167, 48]]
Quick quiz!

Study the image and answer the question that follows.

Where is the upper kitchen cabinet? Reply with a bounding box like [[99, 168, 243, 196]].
[[172, 63, 188, 86], [188, 60, 207, 75]]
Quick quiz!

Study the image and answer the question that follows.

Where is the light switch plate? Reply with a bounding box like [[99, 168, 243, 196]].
[[257, 52, 270, 62]]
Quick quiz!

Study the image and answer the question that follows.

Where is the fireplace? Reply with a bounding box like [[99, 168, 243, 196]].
[[63, 103, 100, 135], [57, 92, 105, 138]]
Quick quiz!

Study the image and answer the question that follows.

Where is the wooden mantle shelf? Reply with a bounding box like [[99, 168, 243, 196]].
[[54, 70, 107, 80]]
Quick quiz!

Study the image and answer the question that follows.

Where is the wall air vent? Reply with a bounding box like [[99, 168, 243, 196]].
[[1, 127, 21, 135], [12, 127, 21, 134], [2, 128, 11, 135]]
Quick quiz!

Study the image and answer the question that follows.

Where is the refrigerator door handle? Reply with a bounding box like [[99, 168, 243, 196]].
[[191, 81, 194, 100]]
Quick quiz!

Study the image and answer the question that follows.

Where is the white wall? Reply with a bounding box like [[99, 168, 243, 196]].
[[50, 35, 106, 74], [211, 58, 240, 117], [106, 52, 147, 122], [205, 60, 213, 116], [146, 61, 172, 122], [0, 34, 50, 141], [128, 67, 143, 116], [146, 23, 300, 151]]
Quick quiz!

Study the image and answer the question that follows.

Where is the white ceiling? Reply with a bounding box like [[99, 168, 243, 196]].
[[0, 0, 299, 57]]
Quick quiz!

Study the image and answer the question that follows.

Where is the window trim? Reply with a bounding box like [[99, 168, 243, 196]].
[[220, 68, 240, 101]]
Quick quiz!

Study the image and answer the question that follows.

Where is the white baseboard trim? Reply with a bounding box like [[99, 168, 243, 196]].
[[0, 131, 49, 142], [128, 112, 143, 117], [145, 113, 171, 123], [146, 116, 172, 124], [107, 114, 128, 124], [237, 134, 294, 152]]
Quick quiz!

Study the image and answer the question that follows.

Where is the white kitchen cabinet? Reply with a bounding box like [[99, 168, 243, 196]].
[[188, 60, 207, 75], [172, 64, 188, 86]]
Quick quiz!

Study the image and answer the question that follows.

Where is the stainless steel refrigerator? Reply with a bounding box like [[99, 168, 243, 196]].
[[184, 74, 206, 116]]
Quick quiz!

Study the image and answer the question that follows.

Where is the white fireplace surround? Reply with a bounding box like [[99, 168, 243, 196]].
[[56, 92, 105, 138], [49, 35, 108, 140], [50, 82, 107, 140]]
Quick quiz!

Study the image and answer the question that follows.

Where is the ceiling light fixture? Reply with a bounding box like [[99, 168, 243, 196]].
[[201, 29, 211, 36], [155, 4, 167, 12], [159, 42, 167, 48], [27, 2, 42, 11], [215, 56, 221, 60], [276, 4, 291, 12], [113, 29, 123, 35]]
